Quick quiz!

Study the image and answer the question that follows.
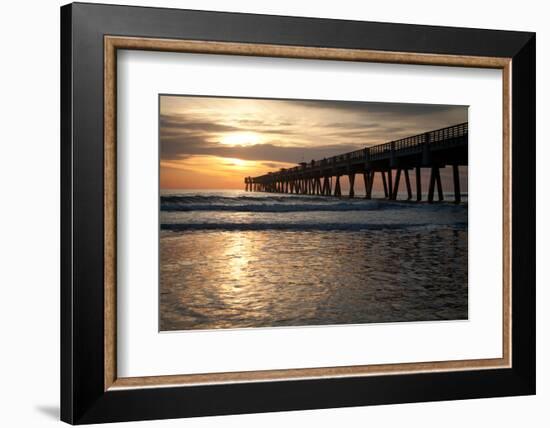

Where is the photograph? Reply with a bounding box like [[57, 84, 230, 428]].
[[159, 95, 469, 331]]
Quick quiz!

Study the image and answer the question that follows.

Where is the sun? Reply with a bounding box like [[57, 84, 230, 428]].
[[219, 132, 261, 146], [227, 157, 247, 167]]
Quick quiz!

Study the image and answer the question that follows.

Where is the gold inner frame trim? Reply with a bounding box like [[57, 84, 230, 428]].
[[104, 35, 512, 391]]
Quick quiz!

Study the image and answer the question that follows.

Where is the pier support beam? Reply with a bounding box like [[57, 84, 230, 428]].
[[381, 171, 388, 198], [428, 166, 444, 202], [348, 173, 355, 198], [428, 167, 436, 202], [322, 176, 330, 196], [404, 169, 412, 200], [365, 171, 375, 199], [334, 175, 342, 197], [435, 167, 444, 201], [387, 169, 393, 200], [416, 167, 422, 201], [452, 165, 461, 203], [363, 172, 370, 199], [392, 168, 402, 200]]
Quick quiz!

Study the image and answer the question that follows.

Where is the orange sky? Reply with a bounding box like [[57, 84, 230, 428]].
[[161, 156, 295, 190], [160, 95, 468, 190]]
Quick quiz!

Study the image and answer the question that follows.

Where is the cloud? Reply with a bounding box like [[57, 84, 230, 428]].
[[159, 96, 468, 165], [262, 162, 280, 168], [286, 99, 466, 117], [160, 113, 241, 134], [162, 136, 362, 164]]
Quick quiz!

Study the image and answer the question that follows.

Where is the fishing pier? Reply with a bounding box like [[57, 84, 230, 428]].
[[244, 122, 467, 203]]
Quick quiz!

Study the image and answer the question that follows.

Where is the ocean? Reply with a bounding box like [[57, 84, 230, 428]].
[[160, 189, 468, 331]]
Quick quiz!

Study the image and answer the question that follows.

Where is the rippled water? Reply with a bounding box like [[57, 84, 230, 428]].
[[160, 190, 468, 331]]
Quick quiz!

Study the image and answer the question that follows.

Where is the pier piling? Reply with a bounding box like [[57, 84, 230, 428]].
[[404, 169, 412, 200], [348, 173, 355, 198], [453, 164, 461, 204], [415, 167, 422, 201], [387, 169, 393, 200], [334, 175, 342, 197], [435, 167, 444, 201], [428, 167, 436, 203], [392, 168, 402, 200], [381, 171, 388, 198]]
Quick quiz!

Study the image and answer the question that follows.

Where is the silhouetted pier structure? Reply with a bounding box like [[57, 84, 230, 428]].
[[245, 122, 467, 203]]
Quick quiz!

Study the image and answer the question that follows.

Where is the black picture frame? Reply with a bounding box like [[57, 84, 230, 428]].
[[61, 2, 535, 424]]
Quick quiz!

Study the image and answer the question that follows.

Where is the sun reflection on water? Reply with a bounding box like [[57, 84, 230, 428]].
[[160, 227, 468, 331]]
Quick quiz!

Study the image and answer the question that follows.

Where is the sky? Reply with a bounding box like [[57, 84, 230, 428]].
[[160, 95, 468, 191]]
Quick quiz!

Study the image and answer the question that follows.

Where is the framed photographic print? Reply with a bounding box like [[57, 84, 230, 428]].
[[61, 2, 535, 424]]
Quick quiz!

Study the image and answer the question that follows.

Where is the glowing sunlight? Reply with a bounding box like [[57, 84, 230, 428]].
[[220, 132, 261, 146]]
